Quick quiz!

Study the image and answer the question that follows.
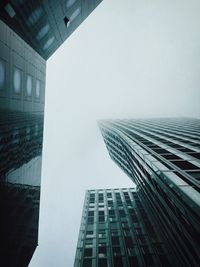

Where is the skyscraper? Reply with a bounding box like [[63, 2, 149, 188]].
[[0, 0, 103, 60], [0, 1, 103, 265], [74, 188, 172, 267], [0, 19, 45, 267], [99, 118, 200, 266]]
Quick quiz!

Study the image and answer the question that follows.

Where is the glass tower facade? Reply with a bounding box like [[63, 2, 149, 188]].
[[74, 188, 172, 267], [99, 118, 200, 266], [0, 19, 45, 267], [0, 0, 103, 60]]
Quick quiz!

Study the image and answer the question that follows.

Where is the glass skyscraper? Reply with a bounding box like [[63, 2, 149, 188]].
[[0, 1, 102, 265], [0, 0, 103, 60], [74, 188, 171, 267], [99, 118, 200, 266]]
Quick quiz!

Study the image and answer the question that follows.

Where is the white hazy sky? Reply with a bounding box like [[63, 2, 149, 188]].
[[29, 0, 200, 266]]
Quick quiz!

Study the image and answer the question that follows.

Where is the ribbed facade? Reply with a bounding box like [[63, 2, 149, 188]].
[[99, 118, 200, 267], [74, 188, 171, 267]]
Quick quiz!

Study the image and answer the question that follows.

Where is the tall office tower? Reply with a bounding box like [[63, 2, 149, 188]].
[[0, 0, 103, 60], [0, 1, 102, 265], [0, 19, 45, 267], [99, 119, 200, 267], [74, 188, 172, 267]]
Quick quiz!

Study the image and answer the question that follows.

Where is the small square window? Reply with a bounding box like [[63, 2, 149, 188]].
[[84, 248, 92, 257]]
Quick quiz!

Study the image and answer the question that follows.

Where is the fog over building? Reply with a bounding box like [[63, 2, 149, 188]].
[[1, 1, 200, 266], [99, 118, 200, 266]]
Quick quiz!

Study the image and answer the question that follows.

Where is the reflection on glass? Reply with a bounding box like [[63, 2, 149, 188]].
[[42, 36, 55, 50], [27, 75, 32, 96], [66, 0, 77, 8], [27, 7, 43, 26], [0, 109, 43, 266], [13, 68, 21, 93], [36, 80, 40, 98], [0, 60, 5, 89], [70, 7, 81, 22], [36, 24, 50, 40]]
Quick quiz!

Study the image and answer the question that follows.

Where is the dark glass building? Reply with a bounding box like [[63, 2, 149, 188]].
[[0, 19, 45, 267], [0, 1, 102, 265], [0, 0, 103, 60], [99, 118, 200, 266], [74, 188, 172, 267]]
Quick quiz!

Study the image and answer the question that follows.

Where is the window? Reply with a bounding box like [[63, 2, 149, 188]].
[[99, 238, 107, 245], [98, 258, 108, 267], [125, 237, 133, 248], [88, 211, 94, 216], [88, 217, 94, 224], [127, 247, 137, 256], [108, 200, 113, 206], [112, 246, 121, 256], [111, 236, 120, 245], [27, 7, 43, 26], [43, 36, 55, 50], [4, 3, 16, 18], [13, 67, 21, 93], [85, 238, 93, 245], [110, 222, 118, 229], [99, 246, 107, 254], [0, 60, 5, 90], [36, 24, 50, 40], [26, 75, 32, 96], [70, 7, 81, 22], [66, 0, 77, 9], [129, 256, 139, 267], [99, 216, 105, 222], [36, 80, 40, 98], [83, 258, 92, 267], [86, 230, 94, 239], [84, 248, 92, 257], [113, 257, 124, 267], [144, 254, 154, 265], [119, 210, 125, 217]]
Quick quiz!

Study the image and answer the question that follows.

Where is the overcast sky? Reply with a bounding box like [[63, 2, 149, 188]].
[[29, 0, 200, 266]]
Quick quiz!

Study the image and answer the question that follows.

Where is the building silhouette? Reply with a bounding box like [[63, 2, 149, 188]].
[[99, 118, 200, 266], [0, 1, 102, 265], [74, 188, 172, 267]]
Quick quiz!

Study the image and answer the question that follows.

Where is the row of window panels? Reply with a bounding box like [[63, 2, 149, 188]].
[[120, 120, 200, 145], [136, 119, 200, 137], [125, 141, 200, 191], [127, 121, 200, 145], [118, 122, 199, 157], [88, 191, 138, 202], [89, 192, 132, 199], [83, 227, 145, 240], [0, 60, 44, 100], [88, 195, 133, 203], [86, 209, 141, 221], [81, 253, 160, 267], [133, 128, 200, 160], [82, 230, 147, 247]]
